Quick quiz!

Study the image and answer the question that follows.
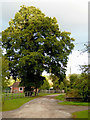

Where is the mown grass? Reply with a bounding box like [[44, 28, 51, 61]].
[[72, 110, 89, 118], [38, 92, 60, 97], [2, 97, 38, 111], [58, 101, 89, 106], [2, 93, 60, 111], [56, 94, 89, 106], [55, 94, 65, 101]]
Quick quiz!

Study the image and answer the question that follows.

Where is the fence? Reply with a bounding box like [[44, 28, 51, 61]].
[[39, 89, 64, 93], [2, 89, 65, 101], [2, 93, 25, 101], [2, 91, 36, 101]]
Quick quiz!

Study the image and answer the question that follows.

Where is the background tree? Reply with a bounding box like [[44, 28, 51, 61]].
[[75, 73, 89, 101], [63, 78, 70, 92], [69, 74, 79, 88], [67, 73, 89, 101], [49, 74, 60, 90], [8, 76, 15, 86], [59, 82, 65, 90], [79, 65, 90, 74], [39, 79, 50, 90], [79, 43, 90, 74], [2, 5, 74, 92], [2, 56, 10, 89]]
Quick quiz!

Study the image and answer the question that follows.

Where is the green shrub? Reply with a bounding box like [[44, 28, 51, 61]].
[[66, 89, 81, 98], [68, 73, 89, 102]]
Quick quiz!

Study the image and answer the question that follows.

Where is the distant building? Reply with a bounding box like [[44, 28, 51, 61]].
[[10, 82, 25, 93]]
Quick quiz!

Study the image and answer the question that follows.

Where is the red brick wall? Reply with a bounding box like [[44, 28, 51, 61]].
[[11, 87, 24, 93]]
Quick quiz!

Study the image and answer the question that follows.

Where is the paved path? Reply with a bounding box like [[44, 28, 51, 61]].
[[2, 94, 88, 118]]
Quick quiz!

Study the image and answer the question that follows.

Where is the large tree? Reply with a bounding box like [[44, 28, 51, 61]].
[[2, 5, 74, 91]]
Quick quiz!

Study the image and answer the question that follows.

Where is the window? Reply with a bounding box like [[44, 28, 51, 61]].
[[19, 87, 23, 91]]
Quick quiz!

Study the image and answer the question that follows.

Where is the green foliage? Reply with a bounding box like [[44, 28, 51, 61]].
[[59, 82, 65, 90], [0, 48, 2, 92], [74, 73, 89, 101], [80, 65, 90, 74], [56, 95, 89, 106], [39, 79, 50, 90], [69, 74, 80, 88], [68, 73, 89, 101], [1, 56, 10, 89], [49, 74, 60, 90], [8, 76, 15, 86], [2, 5, 74, 91], [63, 78, 70, 87], [63, 78, 70, 92], [66, 89, 80, 97], [51, 75, 69, 91]]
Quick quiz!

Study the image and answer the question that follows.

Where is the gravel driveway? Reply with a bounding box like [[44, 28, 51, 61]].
[[2, 94, 88, 118]]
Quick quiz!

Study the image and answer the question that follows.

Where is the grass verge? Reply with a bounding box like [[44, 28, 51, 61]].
[[56, 94, 89, 106], [72, 110, 89, 118], [55, 94, 65, 101], [2, 93, 60, 111], [58, 101, 89, 106], [2, 97, 38, 111], [38, 93, 61, 97]]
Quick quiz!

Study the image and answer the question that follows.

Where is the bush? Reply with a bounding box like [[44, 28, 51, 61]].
[[66, 89, 80, 98], [68, 73, 89, 102]]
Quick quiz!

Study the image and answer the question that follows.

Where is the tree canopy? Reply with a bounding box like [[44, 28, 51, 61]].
[[2, 5, 75, 91]]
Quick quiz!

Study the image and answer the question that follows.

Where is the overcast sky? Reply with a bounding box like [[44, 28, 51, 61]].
[[0, 0, 89, 75]]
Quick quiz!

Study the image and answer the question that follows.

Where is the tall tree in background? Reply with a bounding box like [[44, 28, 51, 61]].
[[79, 43, 90, 74], [2, 5, 74, 91], [1, 56, 10, 89], [39, 79, 50, 90]]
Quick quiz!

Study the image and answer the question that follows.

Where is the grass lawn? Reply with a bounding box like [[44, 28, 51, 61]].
[[55, 94, 65, 101], [2, 97, 38, 111], [56, 94, 89, 106], [58, 101, 89, 106], [2, 93, 61, 111], [72, 110, 89, 118], [38, 92, 61, 97]]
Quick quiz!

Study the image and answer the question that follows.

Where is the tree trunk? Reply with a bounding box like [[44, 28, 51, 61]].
[[35, 88, 37, 96]]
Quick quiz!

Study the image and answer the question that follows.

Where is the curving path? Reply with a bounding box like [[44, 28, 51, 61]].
[[2, 94, 88, 118]]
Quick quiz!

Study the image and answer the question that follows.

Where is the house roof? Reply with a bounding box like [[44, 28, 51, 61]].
[[10, 82, 20, 87]]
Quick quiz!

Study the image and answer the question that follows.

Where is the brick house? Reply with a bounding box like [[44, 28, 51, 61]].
[[10, 82, 25, 93]]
